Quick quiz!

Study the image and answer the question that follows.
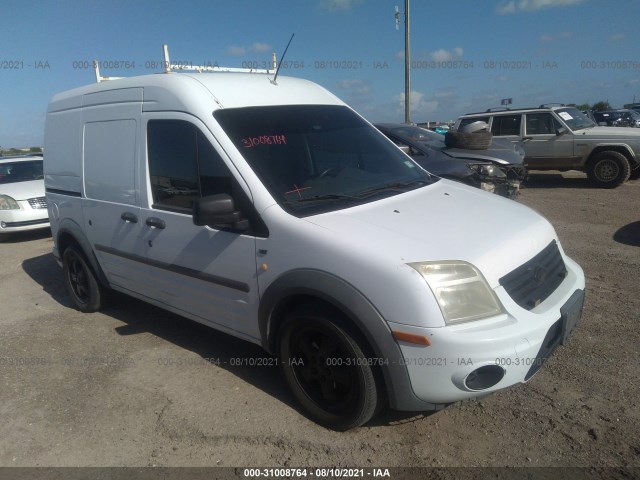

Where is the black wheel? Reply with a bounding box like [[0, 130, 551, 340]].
[[586, 151, 631, 188], [444, 130, 493, 150], [629, 165, 640, 180], [62, 245, 105, 312], [278, 306, 380, 430]]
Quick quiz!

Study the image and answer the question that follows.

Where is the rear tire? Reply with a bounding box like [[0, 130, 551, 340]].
[[278, 306, 381, 431], [62, 245, 105, 312], [586, 151, 631, 188]]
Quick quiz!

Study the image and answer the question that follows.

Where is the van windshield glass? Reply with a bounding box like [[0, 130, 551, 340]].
[[214, 105, 434, 216]]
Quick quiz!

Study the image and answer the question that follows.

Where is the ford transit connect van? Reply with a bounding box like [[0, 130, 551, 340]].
[[44, 61, 585, 430]]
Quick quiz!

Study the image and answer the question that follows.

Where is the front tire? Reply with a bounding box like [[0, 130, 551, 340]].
[[586, 151, 631, 188], [62, 245, 105, 312], [278, 306, 380, 430]]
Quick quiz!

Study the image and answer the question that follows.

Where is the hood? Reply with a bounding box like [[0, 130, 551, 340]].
[[576, 126, 640, 139], [0, 180, 45, 201], [304, 180, 556, 286], [439, 138, 524, 166]]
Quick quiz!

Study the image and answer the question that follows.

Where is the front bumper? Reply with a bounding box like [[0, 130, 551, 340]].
[[0, 199, 50, 233], [387, 260, 584, 406]]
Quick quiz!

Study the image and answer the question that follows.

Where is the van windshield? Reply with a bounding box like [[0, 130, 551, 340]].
[[214, 105, 434, 216]]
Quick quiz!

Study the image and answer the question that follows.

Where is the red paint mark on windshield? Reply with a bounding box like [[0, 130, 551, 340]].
[[241, 134, 287, 148]]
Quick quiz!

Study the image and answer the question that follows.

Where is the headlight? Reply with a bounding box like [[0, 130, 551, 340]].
[[0, 195, 19, 210], [468, 164, 506, 178], [408, 261, 505, 325]]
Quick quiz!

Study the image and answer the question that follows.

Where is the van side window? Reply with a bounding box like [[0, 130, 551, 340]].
[[147, 120, 234, 210], [491, 115, 521, 136], [526, 113, 562, 135]]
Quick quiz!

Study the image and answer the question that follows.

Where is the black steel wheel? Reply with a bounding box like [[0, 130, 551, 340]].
[[62, 245, 105, 313], [586, 151, 631, 188], [278, 306, 380, 430]]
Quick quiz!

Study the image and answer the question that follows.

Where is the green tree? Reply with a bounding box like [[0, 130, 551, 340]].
[[29, 147, 42, 153], [574, 103, 591, 111], [591, 101, 612, 111]]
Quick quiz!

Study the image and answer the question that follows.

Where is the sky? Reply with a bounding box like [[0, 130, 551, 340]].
[[1, 0, 639, 147]]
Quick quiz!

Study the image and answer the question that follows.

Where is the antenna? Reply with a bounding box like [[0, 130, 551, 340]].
[[271, 33, 295, 85]]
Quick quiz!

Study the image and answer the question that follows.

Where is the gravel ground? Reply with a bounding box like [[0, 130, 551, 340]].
[[0, 171, 638, 479]]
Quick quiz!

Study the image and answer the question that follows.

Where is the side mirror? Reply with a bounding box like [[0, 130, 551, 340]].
[[193, 194, 248, 231], [556, 127, 568, 136]]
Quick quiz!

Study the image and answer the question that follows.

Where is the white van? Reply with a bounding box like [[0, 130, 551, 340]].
[[44, 60, 585, 430]]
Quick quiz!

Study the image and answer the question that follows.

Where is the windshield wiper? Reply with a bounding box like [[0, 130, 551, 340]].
[[289, 193, 361, 203], [355, 179, 429, 198]]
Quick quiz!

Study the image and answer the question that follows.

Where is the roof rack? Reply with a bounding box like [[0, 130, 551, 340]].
[[539, 103, 566, 108], [485, 107, 510, 112], [94, 44, 277, 83]]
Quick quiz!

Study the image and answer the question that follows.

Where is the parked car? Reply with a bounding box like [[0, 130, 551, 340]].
[[0, 154, 49, 236], [592, 109, 640, 128], [45, 53, 585, 430], [454, 104, 640, 187], [375, 123, 527, 198]]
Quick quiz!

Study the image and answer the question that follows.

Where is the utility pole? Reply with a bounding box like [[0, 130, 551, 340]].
[[396, 1, 411, 124], [404, 0, 411, 124]]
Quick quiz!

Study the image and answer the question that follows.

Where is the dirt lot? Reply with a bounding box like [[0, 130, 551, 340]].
[[0, 172, 639, 478]]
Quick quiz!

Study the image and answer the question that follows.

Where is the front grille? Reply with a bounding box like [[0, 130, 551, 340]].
[[499, 240, 567, 310], [28, 197, 47, 209]]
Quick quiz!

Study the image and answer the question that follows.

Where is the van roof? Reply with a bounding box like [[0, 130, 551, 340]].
[[48, 72, 342, 114]]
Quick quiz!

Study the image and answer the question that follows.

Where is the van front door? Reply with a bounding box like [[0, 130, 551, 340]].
[[140, 117, 262, 342]]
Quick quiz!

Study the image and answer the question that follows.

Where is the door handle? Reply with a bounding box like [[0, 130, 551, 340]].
[[145, 217, 166, 229], [120, 212, 138, 223]]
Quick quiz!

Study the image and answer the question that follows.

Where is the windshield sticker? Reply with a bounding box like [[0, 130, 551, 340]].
[[404, 161, 415, 168], [241, 134, 287, 148], [558, 112, 573, 121]]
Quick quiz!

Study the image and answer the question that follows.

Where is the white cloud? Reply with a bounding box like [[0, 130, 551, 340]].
[[431, 47, 464, 62], [540, 31, 572, 42], [336, 79, 371, 96], [609, 33, 625, 42], [319, 0, 364, 11], [496, 1, 516, 14], [395, 50, 405, 60], [227, 42, 273, 56], [394, 91, 438, 116], [227, 45, 246, 56], [251, 42, 271, 53], [497, 0, 584, 14]]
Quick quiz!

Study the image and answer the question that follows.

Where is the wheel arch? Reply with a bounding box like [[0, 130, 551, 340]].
[[56, 219, 109, 288], [258, 269, 443, 411], [587, 145, 638, 169]]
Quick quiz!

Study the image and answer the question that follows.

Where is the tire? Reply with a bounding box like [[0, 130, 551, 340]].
[[445, 130, 492, 150], [62, 245, 105, 312], [278, 306, 381, 430], [586, 151, 631, 188]]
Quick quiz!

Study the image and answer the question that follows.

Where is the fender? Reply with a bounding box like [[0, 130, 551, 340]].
[[258, 268, 446, 411], [55, 217, 110, 288], [585, 143, 639, 168]]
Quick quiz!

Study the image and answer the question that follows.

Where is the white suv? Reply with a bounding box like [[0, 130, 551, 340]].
[[44, 65, 585, 430]]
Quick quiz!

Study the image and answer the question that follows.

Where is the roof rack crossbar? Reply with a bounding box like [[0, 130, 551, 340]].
[[162, 44, 276, 74], [93, 44, 277, 83]]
